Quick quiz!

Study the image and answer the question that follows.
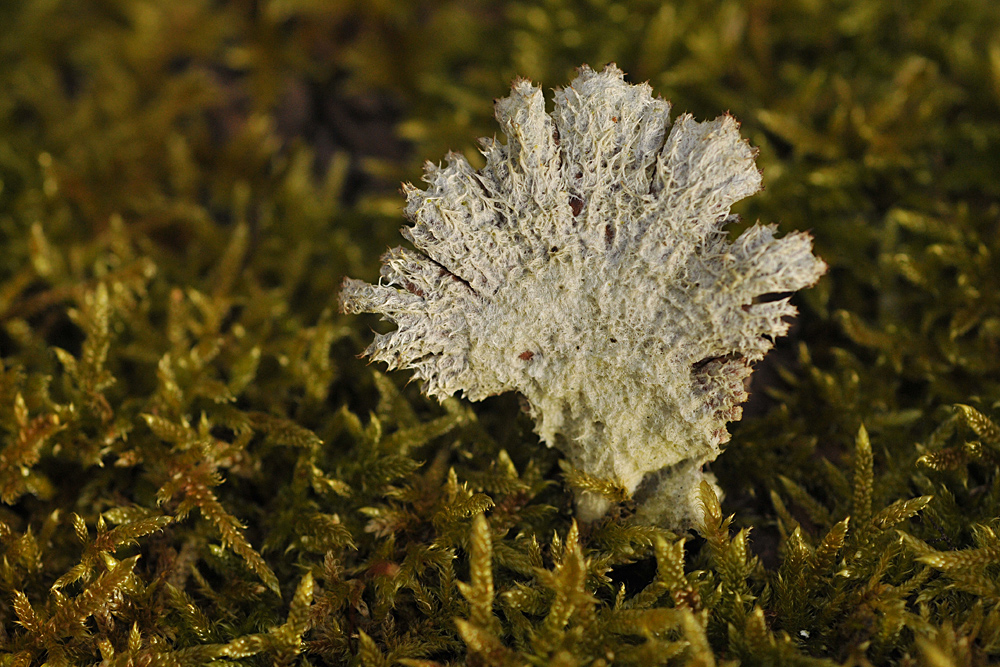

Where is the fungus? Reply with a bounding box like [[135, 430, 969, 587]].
[[340, 64, 826, 527]]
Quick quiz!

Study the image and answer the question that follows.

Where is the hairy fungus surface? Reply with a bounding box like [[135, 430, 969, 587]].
[[341, 64, 827, 527]]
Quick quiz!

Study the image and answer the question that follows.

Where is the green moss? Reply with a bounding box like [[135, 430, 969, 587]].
[[1, 0, 999, 664]]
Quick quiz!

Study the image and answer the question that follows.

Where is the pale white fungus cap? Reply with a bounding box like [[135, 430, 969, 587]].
[[341, 64, 826, 528]]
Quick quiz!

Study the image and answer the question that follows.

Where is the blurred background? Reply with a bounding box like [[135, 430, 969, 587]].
[[2, 0, 1000, 531], [3, 0, 1000, 547]]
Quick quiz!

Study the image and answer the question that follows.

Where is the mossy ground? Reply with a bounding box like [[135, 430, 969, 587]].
[[1, 1, 999, 665]]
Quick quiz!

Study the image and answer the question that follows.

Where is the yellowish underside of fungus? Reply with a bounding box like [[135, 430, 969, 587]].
[[341, 64, 827, 528]]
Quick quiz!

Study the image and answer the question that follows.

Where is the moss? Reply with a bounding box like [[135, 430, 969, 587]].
[[1, 0, 999, 664]]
